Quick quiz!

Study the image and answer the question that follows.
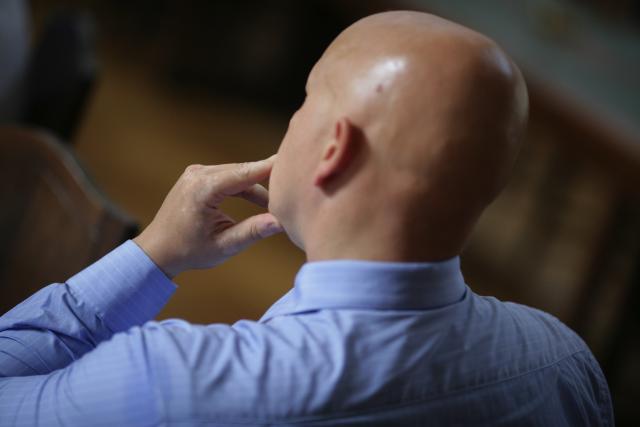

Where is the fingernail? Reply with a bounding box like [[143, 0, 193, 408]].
[[263, 221, 283, 236]]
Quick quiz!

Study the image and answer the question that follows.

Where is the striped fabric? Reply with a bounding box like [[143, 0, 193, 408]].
[[0, 241, 613, 426]]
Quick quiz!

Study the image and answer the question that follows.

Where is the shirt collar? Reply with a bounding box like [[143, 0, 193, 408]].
[[260, 256, 467, 322]]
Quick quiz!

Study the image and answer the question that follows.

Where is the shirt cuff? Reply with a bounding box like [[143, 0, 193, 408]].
[[67, 240, 177, 333]]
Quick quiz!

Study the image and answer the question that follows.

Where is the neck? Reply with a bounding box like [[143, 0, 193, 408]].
[[303, 206, 461, 263]]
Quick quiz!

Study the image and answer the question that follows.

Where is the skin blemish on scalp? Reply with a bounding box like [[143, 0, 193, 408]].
[[354, 57, 406, 99]]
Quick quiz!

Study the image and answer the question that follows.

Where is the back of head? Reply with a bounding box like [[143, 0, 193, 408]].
[[269, 11, 528, 261]]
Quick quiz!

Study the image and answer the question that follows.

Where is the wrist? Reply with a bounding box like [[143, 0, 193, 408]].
[[133, 233, 180, 279]]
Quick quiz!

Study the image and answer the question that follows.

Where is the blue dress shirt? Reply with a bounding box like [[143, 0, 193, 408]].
[[0, 241, 613, 426]]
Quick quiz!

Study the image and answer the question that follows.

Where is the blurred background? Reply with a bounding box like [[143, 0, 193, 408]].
[[1, 0, 639, 424]]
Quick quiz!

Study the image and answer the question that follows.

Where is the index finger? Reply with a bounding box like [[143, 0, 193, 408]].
[[215, 155, 276, 197]]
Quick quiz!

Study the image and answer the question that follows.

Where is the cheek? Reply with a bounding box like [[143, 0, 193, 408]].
[[268, 136, 295, 213], [268, 105, 320, 210]]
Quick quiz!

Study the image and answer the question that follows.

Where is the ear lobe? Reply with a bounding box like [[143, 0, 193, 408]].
[[313, 117, 356, 187]]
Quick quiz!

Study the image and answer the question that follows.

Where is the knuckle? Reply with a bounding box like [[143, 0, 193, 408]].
[[209, 174, 221, 189], [249, 222, 262, 240], [235, 162, 252, 180], [184, 164, 202, 175], [219, 239, 236, 257]]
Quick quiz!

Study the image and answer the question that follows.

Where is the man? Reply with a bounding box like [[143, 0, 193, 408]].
[[0, 11, 613, 426]]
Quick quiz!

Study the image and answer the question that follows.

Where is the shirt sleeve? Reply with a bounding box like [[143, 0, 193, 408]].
[[0, 319, 247, 426], [0, 324, 165, 426], [0, 240, 176, 377]]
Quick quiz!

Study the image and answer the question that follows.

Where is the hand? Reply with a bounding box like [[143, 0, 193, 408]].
[[134, 156, 283, 278]]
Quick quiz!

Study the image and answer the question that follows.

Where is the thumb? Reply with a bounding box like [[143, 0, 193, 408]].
[[217, 213, 283, 256]]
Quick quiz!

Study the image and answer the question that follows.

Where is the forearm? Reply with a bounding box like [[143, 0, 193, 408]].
[[0, 240, 176, 377]]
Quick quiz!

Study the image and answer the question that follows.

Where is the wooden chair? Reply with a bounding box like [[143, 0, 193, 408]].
[[0, 126, 138, 314]]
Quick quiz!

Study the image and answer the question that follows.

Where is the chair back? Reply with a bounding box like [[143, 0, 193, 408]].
[[0, 127, 137, 314]]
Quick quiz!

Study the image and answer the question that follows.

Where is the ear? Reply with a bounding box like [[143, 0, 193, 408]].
[[313, 117, 358, 187]]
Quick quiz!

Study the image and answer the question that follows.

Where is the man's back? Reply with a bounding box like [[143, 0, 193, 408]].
[[0, 248, 612, 426], [137, 258, 612, 425], [251, 298, 609, 425]]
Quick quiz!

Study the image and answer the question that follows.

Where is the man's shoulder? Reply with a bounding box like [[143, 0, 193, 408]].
[[463, 294, 613, 424], [140, 299, 609, 424], [472, 293, 591, 361]]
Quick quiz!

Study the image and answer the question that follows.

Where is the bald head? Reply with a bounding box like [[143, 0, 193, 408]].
[[269, 11, 528, 261]]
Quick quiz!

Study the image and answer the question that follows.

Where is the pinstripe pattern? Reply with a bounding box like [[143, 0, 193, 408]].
[[0, 242, 613, 426]]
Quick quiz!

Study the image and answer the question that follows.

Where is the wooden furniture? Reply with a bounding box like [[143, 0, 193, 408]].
[[0, 126, 137, 314]]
